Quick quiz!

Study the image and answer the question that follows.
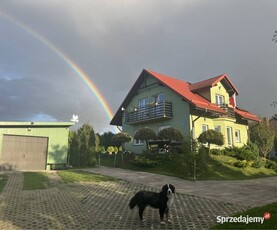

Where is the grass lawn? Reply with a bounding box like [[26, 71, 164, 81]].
[[212, 202, 277, 229], [99, 153, 277, 180], [57, 170, 117, 183], [23, 172, 50, 190], [0, 174, 9, 192]]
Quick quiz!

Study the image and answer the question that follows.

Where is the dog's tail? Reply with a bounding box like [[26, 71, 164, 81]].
[[129, 195, 137, 209]]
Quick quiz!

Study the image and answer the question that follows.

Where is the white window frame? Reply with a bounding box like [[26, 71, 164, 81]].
[[215, 94, 225, 106], [227, 127, 233, 146], [235, 130, 241, 143]]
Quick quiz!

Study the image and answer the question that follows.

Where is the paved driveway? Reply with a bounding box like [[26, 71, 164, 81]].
[[0, 171, 247, 229], [84, 166, 277, 207]]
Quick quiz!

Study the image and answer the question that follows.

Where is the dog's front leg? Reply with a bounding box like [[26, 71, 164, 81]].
[[165, 208, 171, 223], [159, 207, 166, 225]]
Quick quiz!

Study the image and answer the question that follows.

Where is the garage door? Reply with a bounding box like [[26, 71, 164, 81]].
[[1, 135, 48, 170]]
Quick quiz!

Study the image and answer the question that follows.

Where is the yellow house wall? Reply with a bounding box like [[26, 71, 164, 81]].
[[190, 115, 249, 148], [210, 81, 230, 105]]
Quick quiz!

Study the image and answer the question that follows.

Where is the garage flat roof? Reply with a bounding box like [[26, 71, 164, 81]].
[[0, 121, 75, 127]]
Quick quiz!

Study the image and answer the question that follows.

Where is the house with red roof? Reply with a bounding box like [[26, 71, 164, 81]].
[[110, 69, 261, 153]]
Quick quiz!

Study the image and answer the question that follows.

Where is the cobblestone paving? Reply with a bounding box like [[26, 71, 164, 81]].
[[0, 172, 247, 230]]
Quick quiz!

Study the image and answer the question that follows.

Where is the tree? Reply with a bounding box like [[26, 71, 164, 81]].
[[68, 130, 79, 166], [134, 127, 156, 153], [98, 132, 115, 149], [112, 132, 132, 149], [157, 127, 184, 153], [112, 132, 132, 165], [198, 129, 224, 154], [68, 123, 97, 167], [250, 123, 276, 158]]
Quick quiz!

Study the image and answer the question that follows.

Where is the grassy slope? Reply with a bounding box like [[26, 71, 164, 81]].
[[99, 154, 277, 180]]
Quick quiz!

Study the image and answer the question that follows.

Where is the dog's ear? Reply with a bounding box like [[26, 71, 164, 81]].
[[170, 184, 175, 193], [162, 184, 168, 193]]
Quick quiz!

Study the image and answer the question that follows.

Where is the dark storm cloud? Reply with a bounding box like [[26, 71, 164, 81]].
[[0, 0, 276, 132]]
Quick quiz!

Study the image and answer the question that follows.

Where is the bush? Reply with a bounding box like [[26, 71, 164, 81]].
[[223, 147, 240, 158], [233, 160, 248, 168], [223, 143, 259, 161], [132, 155, 159, 168], [252, 157, 266, 168], [265, 160, 277, 172], [210, 149, 222, 155]]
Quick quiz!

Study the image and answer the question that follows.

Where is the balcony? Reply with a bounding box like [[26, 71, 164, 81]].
[[125, 101, 173, 124], [219, 104, 236, 119]]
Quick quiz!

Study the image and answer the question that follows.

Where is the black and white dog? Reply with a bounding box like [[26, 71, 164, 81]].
[[129, 184, 175, 224]]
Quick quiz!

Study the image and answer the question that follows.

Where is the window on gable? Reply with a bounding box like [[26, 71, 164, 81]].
[[139, 98, 148, 108], [215, 94, 225, 106], [138, 98, 149, 119]]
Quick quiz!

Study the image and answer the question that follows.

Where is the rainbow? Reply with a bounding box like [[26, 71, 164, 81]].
[[0, 11, 115, 128]]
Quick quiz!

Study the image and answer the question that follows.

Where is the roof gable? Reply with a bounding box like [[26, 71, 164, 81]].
[[189, 74, 239, 95], [146, 70, 225, 113]]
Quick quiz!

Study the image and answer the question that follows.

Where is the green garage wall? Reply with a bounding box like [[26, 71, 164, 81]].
[[0, 122, 74, 170]]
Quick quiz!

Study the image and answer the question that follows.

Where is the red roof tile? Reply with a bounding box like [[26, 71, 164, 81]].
[[234, 108, 262, 122], [146, 70, 226, 113], [189, 74, 239, 95]]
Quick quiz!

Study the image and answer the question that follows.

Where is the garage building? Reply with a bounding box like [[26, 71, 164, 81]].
[[0, 121, 74, 170]]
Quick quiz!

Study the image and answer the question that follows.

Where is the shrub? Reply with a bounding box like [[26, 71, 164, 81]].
[[233, 160, 248, 168], [223, 143, 259, 161], [252, 157, 266, 168], [210, 149, 222, 155], [132, 155, 159, 168], [265, 160, 277, 172], [223, 147, 240, 158]]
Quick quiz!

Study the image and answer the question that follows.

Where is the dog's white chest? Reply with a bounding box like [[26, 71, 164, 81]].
[[167, 194, 173, 207]]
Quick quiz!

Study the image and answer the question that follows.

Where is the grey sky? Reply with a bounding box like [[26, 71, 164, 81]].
[[0, 0, 276, 133]]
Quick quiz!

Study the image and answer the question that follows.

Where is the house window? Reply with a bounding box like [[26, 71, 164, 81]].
[[138, 98, 149, 119], [235, 130, 241, 143], [202, 124, 208, 133], [133, 130, 144, 146], [227, 127, 233, 146], [153, 93, 165, 104], [214, 126, 221, 132], [215, 94, 225, 106], [139, 98, 148, 108]]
